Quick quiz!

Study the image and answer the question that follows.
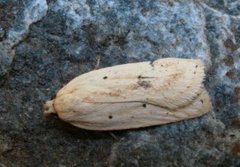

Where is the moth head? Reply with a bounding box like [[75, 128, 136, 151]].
[[43, 100, 57, 116]]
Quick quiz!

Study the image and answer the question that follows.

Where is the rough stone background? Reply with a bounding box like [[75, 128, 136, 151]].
[[0, 0, 240, 166]]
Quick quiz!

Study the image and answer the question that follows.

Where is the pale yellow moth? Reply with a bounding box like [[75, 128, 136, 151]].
[[43, 58, 212, 130]]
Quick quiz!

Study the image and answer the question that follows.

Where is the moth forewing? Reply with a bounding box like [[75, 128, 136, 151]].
[[44, 58, 212, 130]]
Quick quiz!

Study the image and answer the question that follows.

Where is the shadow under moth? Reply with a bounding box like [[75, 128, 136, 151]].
[[44, 58, 212, 130]]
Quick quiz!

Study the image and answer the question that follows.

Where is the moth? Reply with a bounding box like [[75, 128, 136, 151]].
[[44, 58, 212, 130]]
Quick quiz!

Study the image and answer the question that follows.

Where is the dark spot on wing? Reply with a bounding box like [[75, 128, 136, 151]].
[[138, 75, 155, 79], [137, 80, 152, 89]]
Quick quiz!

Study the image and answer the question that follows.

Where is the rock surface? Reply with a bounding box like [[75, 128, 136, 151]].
[[0, 0, 239, 166]]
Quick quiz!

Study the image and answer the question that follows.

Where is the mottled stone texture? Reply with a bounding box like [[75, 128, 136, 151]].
[[0, 0, 239, 166]]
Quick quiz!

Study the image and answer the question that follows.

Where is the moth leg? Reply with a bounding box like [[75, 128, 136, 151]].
[[94, 55, 101, 70], [109, 132, 119, 140]]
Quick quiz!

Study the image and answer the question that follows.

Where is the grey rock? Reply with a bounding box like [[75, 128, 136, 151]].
[[0, 135, 12, 155], [0, 163, 5, 167], [0, 46, 14, 78], [0, 0, 239, 166], [0, 0, 48, 77]]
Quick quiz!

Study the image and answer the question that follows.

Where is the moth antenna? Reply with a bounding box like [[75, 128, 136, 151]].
[[43, 100, 56, 116]]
